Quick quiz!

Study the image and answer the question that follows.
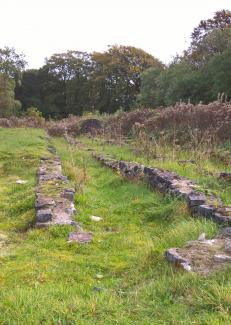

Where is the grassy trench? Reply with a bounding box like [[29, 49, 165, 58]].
[[0, 129, 230, 324]]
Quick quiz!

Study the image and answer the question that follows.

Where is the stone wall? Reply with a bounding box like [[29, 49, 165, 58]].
[[93, 154, 231, 273], [35, 145, 76, 227], [94, 154, 231, 225]]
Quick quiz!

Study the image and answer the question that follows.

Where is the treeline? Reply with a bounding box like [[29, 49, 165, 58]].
[[138, 10, 231, 107], [16, 46, 162, 117], [0, 10, 231, 118]]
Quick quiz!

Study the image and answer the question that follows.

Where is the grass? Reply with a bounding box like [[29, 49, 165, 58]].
[[0, 129, 231, 324], [79, 136, 231, 205]]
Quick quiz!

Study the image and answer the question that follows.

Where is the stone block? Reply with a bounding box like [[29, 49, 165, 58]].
[[36, 209, 52, 222], [165, 248, 188, 264], [35, 197, 55, 210], [62, 188, 75, 201], [187, 193, 206, 207], [196, 205, 214, 218]]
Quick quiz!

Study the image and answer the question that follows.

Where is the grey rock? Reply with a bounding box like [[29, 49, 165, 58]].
[[62, 188, 75, 201], [198, 233, 206, 241], [36, 209, 52, 222], [35, 197, 55, 210], [218, 227, 231, 239], [68, 231, 92, 243], [213, 254, 231, 262], [165, 248, 190, 266], [224, 242, 231, 252], [197, 205, 214, 218], [187, 193, 206, 207]]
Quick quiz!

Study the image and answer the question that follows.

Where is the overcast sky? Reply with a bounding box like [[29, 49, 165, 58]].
[[1, 0, 230, 68]]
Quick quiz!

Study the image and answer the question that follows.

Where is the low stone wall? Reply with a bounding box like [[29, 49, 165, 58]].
[[93, 153, 231, 274], [35, 146, 76, 227], [93, 154, 231, 225]]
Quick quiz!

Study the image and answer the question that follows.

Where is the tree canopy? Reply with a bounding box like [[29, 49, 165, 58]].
[[2, 10, 231, 117], [17, 45, 162, 117], [138, 10, 231, 108]]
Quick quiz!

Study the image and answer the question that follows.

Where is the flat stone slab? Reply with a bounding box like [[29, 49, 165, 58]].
[[68, 231, 93, 243], [166, 228, 231, 275]]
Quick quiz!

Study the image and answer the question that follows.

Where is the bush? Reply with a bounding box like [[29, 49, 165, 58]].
[[46, 115, 80, 137], [26, 107, 43, 118], [79, 118, 102, 134], [145, 101, 231, 143], [101, 100, 231, 145]]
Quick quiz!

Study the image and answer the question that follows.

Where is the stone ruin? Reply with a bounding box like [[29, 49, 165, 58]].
[[35, 143, 76, 227], [35, 141, 93, 243], [93, 153, 231, 274], [166, 228, 231, 275], [94, 154, 231, 225]]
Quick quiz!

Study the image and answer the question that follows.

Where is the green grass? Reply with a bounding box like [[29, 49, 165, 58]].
[[1, 129, 231, 324], [79, 136, 231, 205]]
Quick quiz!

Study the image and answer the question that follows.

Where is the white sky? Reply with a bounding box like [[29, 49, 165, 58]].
[[1, 0, 230, 68]]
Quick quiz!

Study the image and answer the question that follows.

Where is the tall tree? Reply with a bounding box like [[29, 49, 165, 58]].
[[16, 69, 42, 111], [43, 51, 93, 116], [0, 74, 21, 117], [136, 66, 164, 107], [0, 47, 27, 80], [91, 45, 163, 113], [186, 10, 231, 67]]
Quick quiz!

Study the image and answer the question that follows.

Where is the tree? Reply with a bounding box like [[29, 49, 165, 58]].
[[43, 51, 93, 117], [191, 10, 231, 45], [16, 69, 42, 111], [186, 10, 231, 67], [91, 45, 163, 113], [19, 46, 163, 117], [0, 74, 21, 117], [17, 51, 95, 118], [0, 47, 27, 80], [136, 10, 231, 108], [136, 66, 164, 107], [204, 47, 231, 101]]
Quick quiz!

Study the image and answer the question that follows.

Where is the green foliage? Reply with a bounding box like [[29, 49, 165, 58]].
[[15, 69, 42, 112], [138, 60, 207, 106], [0, 74, 22, 117], [16, 46, 163, 117], [138, 13, 231, 107], [0, 46, 27, 80], [91, 45, 163, 113], [5, 10, 231, 116], [26, 106, 43, 118], [188, 10, 231, 67], [136, 66, 164, 107], [204, 47, 231, 100]]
